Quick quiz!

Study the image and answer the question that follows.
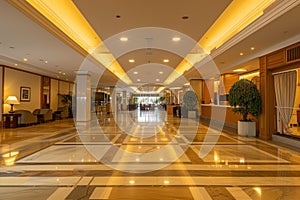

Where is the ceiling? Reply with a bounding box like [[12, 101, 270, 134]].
[[1, 0, 300, 93]]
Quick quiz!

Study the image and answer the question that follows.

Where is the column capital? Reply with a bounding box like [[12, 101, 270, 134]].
[[75, 70, 91, 76]]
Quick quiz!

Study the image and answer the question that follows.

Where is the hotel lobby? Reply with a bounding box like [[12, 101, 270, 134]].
[[1, 0, 300, 199]]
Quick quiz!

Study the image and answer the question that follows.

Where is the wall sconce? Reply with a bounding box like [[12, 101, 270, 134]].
[[5, 96, 20, 113]]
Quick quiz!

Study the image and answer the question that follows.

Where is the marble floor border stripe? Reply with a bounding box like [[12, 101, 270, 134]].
[[47, 187, 74, 200], [14, 170, 300, 177], [2, 164, 300, 172], [189, 187, 212, 200], [226, 187, 252, 200], [90, 176, 300, 186], [89, 187, 112, 199], [0, 177, 81, 186], [3, 176, 300, 186]]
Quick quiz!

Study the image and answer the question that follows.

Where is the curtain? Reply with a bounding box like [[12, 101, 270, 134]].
[[274, 70, 297, 134]]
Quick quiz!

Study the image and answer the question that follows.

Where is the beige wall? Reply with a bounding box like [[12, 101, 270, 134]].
[[50, 79, 59, 110], [0, 67, 3, 121], [4, 68, 41, 112], [59, 81, 70, 94]]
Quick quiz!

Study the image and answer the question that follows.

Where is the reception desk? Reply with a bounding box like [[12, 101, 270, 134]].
[[167, 105, 179, 115], [201, 104, 241, 129]]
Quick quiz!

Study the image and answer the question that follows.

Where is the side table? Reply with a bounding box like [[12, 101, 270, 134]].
[[2, 113, 21, 128]]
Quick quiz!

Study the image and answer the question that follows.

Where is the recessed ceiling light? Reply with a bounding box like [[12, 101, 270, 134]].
[[14, 64, 18, 66], [133, 71, 138, 74], [159, 71, 163, 74], [172, 37, 181, 42], [137, 79, 141, 82], [120, 37, 128, 42], [45, 60, 48, 64], [233, 69, 247, 72], [129, 59, 135, 63], [62, 72, 66, 75], [59, 71, 62, 74], [239, 53, 244, 56], [156, 79, 160, 82], [163, 59, 169, 63], [251, 47, 255, 50], [23, 58, 28, 62]]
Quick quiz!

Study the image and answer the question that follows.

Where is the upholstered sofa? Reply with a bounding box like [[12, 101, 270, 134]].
[[33, 108, 53, 122], [14, 110, 38, 126]]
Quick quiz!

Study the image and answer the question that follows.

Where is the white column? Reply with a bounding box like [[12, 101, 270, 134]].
[[110, 87, 116, 114], [75, 71, 91, 122], [122, 91, 127, 110]]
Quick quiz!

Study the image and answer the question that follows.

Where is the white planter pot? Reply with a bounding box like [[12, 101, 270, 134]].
[[188, 111, 196, 118], [238, 121, 256, 137]]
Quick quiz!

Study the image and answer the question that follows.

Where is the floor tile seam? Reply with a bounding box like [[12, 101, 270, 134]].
[[5, 173, 300, 178], [3, 127, 76, 151], [6, 163, 298, 168], [222, 131, 300, 156]]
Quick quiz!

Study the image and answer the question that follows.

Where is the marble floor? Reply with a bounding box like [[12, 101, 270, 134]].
[[1, 109, 300, 199]]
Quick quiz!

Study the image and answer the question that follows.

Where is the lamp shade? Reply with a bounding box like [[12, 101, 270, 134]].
[[5, 96, 20, 105]]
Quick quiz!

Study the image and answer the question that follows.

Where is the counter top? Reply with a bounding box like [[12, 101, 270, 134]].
[[201, 104, 231, 108]]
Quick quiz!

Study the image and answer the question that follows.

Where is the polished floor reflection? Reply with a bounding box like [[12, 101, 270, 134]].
[[1, 108, 300, 199]]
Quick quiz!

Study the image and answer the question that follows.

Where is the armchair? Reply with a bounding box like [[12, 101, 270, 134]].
[[14, 110, 37, 126], [33, 108, 53, 123]]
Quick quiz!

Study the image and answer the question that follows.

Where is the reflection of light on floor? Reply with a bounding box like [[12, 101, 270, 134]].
[[2, 151, 19, 166], [163, 180, 170, 184], [160, 137, 169, 142], [253, 187, 262, 196], [130, 138, 138, 141], [214, 151, 219, 162], [129, 180, 135, 184]]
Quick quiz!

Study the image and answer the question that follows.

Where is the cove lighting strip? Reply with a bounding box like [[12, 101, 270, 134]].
[[26, 0, 132, 84], [164, 0, 275, 85]]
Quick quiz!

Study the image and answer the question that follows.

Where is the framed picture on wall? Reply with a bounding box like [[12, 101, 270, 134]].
[[20, 87, 31, 102]]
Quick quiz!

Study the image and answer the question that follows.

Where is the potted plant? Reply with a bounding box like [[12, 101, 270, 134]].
[[182, 90, 198, 118], [58, 93, 73, 118], [228, 79, 261, 136]]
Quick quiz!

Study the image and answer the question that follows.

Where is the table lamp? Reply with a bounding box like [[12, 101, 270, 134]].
[[5, 96, 20, 113]]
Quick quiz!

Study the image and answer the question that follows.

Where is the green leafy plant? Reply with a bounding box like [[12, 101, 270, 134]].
[[183, 90, 198, 110], [58, 93, 73, 117], [228, 79, 261, 121]]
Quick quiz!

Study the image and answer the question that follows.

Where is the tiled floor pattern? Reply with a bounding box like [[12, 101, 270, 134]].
[[1, 109, 300, 199]]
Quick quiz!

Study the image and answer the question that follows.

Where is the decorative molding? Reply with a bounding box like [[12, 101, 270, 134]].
[[5, 0, 87, 58], [211, 0, 300, 59]]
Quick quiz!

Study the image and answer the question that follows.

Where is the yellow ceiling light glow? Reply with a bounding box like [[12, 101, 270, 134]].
[[165, 0, 274, 85], [199, 0, 275, 52], [164, 52, 208, 84], [156, 87, 165, 93], [233, 68, 247, 72], [130, 87, 139, 93], [26, 0, 132, 84]]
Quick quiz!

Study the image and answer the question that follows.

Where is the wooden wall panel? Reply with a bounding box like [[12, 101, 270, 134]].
[[266, 50, 285, 69], [202, 80, 212, 104], [224, 74, 239, 93]]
